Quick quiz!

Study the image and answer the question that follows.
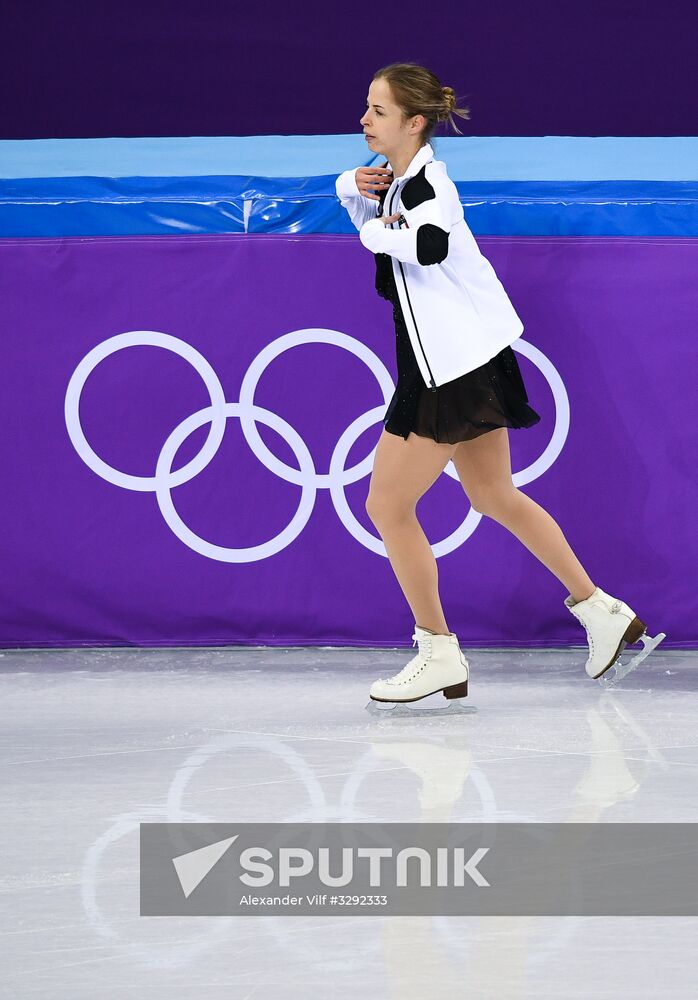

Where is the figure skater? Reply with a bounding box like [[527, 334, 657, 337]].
[[334, 62, 664, 707]]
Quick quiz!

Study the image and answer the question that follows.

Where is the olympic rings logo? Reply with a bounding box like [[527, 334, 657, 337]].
[[64, 329, 569, 563]]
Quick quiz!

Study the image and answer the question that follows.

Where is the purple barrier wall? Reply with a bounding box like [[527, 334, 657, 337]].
[[1, 234, 695, 649]]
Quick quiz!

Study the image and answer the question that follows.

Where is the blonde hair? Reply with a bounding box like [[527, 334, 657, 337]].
[[371, 61, 471, 147]]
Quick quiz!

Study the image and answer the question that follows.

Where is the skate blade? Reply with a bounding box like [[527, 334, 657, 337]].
[[597, 630, 666, 688], [366, 696, 475, 718]]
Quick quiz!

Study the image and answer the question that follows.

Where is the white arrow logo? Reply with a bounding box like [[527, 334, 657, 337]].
[[172, 835, 239, 898]]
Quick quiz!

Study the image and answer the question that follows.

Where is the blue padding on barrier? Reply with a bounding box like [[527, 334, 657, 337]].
[[1, 135, 697, 237], [3, 135, 698, 180]]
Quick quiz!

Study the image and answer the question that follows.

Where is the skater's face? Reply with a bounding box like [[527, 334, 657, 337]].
[[360, 78, 426, 164]]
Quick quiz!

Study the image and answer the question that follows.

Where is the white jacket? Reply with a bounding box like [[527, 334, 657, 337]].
[[335, 141, 524, 389]]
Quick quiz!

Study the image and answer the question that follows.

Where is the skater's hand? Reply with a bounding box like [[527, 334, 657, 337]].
[[381, 212, 404, 226], [355, 166, 393, 201]]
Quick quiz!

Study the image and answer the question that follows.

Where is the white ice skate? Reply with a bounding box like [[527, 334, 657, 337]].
[[563, 586, 666, 687], [366, 626, 473, 717]]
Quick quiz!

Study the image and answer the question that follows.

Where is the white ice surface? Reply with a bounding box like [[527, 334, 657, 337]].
[[1, 644, 696, 999]]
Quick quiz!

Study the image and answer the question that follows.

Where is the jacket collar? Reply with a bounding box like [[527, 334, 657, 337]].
[[385, 141, 434, 181]]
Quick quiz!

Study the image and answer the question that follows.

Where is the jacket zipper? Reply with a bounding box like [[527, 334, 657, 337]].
[[389, 186, 437, 391]]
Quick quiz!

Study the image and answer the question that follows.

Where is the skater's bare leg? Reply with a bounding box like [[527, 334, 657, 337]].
[[452, 427, 596, 603], [366, 429, 458, 635]]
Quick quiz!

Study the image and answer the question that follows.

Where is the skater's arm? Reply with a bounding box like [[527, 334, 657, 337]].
[[359, 216, 449, 266], [358, 172, 457, 266], [335, 167, 384, 231]]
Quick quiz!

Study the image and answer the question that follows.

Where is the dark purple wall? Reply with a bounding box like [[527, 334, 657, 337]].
[[1, 0, 696, 140]]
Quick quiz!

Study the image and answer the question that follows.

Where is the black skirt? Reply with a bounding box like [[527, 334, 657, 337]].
[[376, 252, 542, 444]]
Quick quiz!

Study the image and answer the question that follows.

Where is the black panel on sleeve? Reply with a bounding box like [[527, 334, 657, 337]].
[[416, 223, 449, 264], [401, 166, 436, 210]]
